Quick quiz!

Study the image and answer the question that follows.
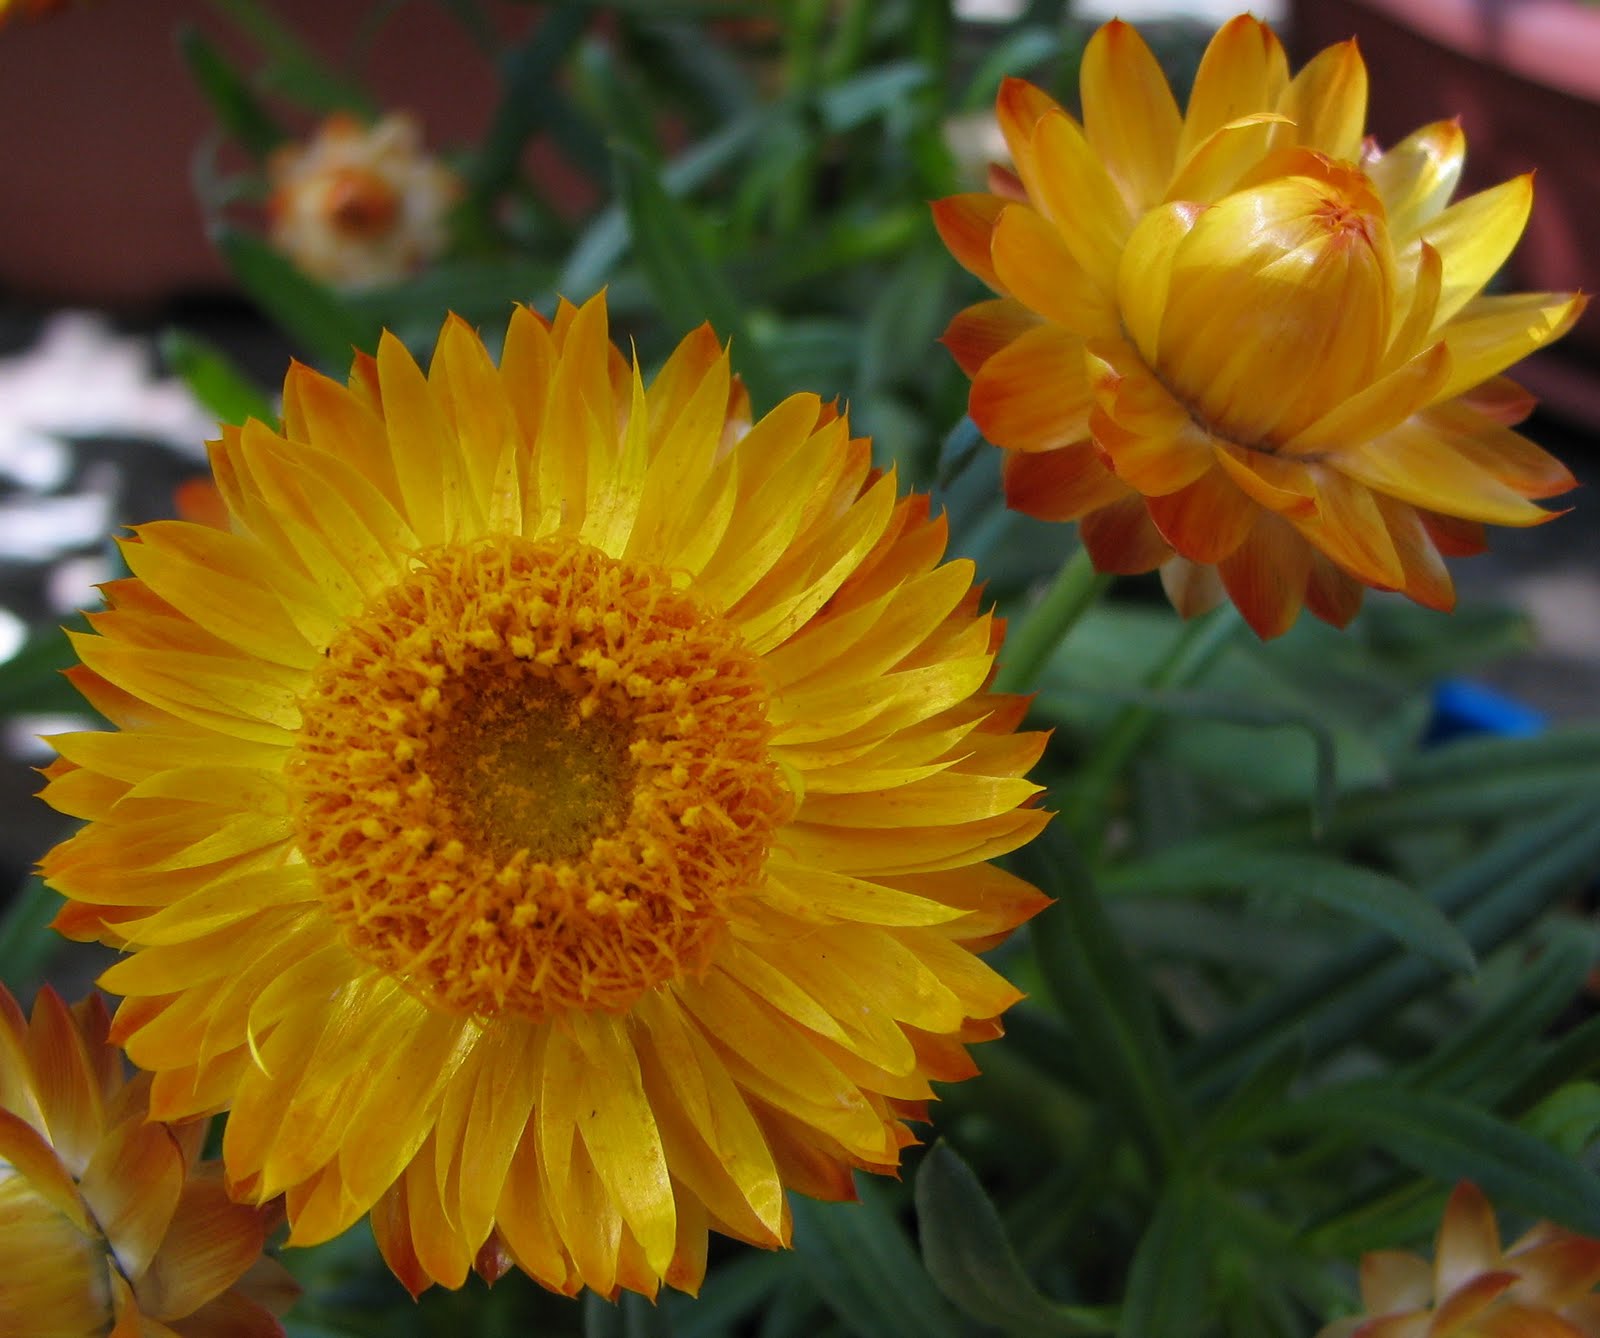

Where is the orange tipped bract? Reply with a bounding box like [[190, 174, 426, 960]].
[[0, 985, 295, 1337], [39, 293, 1049, 1300], [935, 14, 1584, 637], [1316, 1182, 1600, 1337]]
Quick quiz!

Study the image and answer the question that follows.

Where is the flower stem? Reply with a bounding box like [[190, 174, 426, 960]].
[[995, 547, 1112, 694]]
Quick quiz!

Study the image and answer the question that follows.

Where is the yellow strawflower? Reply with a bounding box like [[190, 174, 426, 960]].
[[936, 15, 1585, 637], [39, 294, 1049, 1299], [0, 985, 295, 1337]]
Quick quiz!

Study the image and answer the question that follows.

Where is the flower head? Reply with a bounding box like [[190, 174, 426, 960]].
[[268, 112, 461, 288], [935, 16, 1585, 637], [39, 294, 1049, 1299], [1317, 1182, 1600, 1337], [0, 985, 295, 1337]]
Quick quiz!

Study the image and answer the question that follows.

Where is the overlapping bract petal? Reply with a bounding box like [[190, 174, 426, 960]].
[[1316, 1182, 1600, 1337], [937, 14, 1584, 637], [39, 293, 1048, 1300], [0, 984, 294, 1338]]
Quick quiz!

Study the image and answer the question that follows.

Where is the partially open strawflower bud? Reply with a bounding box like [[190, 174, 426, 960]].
[[935, 15, 1586, 637], [0, 985, 296, 1336], [268, 112, 461, 288], [1317, 1182, 1600, 1337]]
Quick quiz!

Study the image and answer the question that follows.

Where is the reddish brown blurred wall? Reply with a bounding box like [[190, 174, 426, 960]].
[[0, 0, 547, 305]]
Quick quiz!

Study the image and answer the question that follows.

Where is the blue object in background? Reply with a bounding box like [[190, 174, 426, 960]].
[[1427, 677, 1547, 743]]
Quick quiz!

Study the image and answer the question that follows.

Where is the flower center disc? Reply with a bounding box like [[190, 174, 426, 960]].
[[289, 538, 788, 1021]]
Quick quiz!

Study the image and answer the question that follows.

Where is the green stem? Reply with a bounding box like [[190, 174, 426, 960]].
[[1065, 603, 1240, 854], [995, 547, 1111, 695]]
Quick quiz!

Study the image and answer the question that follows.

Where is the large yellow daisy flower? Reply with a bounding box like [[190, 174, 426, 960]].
[[935, 15, 1585, 637], [0, 985, 295, 1337], [39, 294, 1049, 1299]]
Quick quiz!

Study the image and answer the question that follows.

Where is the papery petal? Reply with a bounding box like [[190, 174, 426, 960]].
[[1081, 19, 1182, 214]]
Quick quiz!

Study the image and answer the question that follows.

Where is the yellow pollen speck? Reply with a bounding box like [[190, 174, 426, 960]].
[[287, 536, 788, 1022]]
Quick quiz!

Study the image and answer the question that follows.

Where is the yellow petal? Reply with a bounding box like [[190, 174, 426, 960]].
[[1295, 466, 1404, 590], [1166, 113, 1290, 204], [1332, 414, 1564, 526], [1024, 111, 1132, 294], [1178, 14, 1289, 163], [376, 330, 469, 547], [969, 323, 1094, 453], [1403, 174, 1534, 330], [1116, 201, 1202, 369], [994, 77, 1064, 194], [1145, 467, 1256, 564], [990, 205, 1115, 335], [634, 994, 784, 1239], [572, 1014, 678, 1277], [761, 862, 967, 928], [1384, 240, 1443, 372], [929, 193, 1008, 293], [1368, 119, 1466, 240], [1219, 513, 1312, 639], [1085, 340, 1216, 497], [138, 1170, 267, 1321], [430, 314, 525, 534], [0, 1106, 95, 1235], [438, 1023, 544, 1252], [79, 1112, 185, 1282], [1273, 38, 1368, 160], [1432, 291, 1588, 408], [1280, 340, 1452, 456], [122, 523, 318, 671], [1080, 19, 1182, 214], [940, 298, 1038, 376], [27, 987, 107, 1176]]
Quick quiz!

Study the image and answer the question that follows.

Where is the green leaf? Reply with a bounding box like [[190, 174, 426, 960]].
[[0, 624, 85, 717], [1103, 851, 1475, 976], [612, 143, 781, 408], [1409, 922, 1594, 1097], [1272, 1084, 1600, 1235], [815, 61, 932, 132], [473, 2, 590, 198], [1018, 830, 1186, 1171], [584, 1291, 674, 1338], [915, 1142, 1117, 1336], [176, 25, 286, 161], [342, 257, 559, 334], [1181, 797, 1600, 1091], [0, 878, 64, 993], [1503, 1014, 1600, 1114], [790, 1183, 968, 1338], [159, 329, 277, 428], [1118, 1175, 1211, 1338], [857, 245, 952, 394], [212, 227, 381, 368], [204, 0, 377, 116], [1523, 1082, 1600, 1158], [959, 26, 1062, 111], [1194, 1038, 1305, 1154], [667, 1251, 786, 1338], [560, 105, 778, 296]]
